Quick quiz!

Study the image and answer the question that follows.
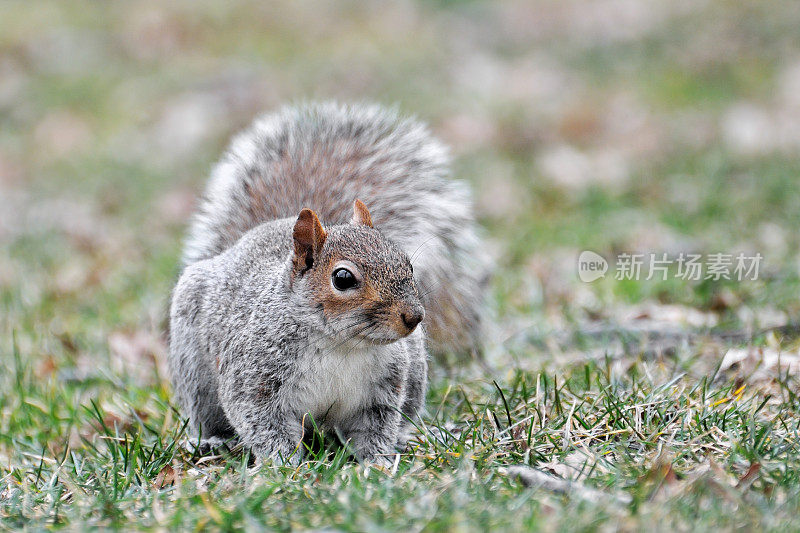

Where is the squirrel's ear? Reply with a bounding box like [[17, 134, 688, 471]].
[[350, 199, 374, 228], [293, 208, 327, 273]]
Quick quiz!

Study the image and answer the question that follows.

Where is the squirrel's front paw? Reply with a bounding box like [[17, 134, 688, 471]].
[[182, 436, 240, 455], [252, 445, 302, 468], [363, 453, 399, 470]]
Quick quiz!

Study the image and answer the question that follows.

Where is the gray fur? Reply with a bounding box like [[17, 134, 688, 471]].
[[181, 101, 487, 356], [169, 102, 486, 463], [170, 218, 428, 464]]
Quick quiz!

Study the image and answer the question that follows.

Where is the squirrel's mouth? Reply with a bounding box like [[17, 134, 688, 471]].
[[363, 335, 398, 346], [330, 317, 409, 346], [352, 326, 404, 346]]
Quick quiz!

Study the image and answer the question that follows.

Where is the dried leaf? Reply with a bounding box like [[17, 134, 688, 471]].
[[736, 462, 761, 490], [154, 464, 176, 488]]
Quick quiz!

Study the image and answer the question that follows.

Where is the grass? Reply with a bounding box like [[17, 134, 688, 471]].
[[3, 0, 800, 530], [4, 345, 800, 529]]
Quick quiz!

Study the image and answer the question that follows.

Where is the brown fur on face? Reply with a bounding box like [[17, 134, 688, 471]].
[[291, 210, 423, 341], [312, 255, 382, 319]]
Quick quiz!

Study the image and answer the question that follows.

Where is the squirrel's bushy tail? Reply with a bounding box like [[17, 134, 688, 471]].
[[182, 102, 488, 357]]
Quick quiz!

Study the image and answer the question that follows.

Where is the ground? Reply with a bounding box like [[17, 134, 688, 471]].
[[2, 0, 800, 530]]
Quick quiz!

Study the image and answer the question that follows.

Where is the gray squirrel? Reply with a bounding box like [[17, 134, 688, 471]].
[[169, 102, 486, 464]]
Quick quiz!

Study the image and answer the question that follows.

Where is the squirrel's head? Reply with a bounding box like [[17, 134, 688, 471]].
[[289, 199, 424, 345]]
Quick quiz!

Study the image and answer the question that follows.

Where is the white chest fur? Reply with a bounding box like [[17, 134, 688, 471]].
[[292, 344, 383, 426]]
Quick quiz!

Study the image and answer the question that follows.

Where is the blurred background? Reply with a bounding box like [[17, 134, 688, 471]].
[[2, 0, 800, 375]]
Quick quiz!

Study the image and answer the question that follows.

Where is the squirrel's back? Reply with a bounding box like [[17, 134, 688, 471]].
[[183, 102, 487, 356]]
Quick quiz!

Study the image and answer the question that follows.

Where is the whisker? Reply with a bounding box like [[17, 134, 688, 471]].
[[409, 235, 439, 264], [417, 278, 446, 300]]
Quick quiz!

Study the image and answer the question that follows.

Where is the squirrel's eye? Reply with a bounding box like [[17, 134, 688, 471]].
[[332, 268, 358, 291]]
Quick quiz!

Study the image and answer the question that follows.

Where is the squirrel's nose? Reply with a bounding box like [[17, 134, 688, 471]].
[[400, 308, 424, 332]]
